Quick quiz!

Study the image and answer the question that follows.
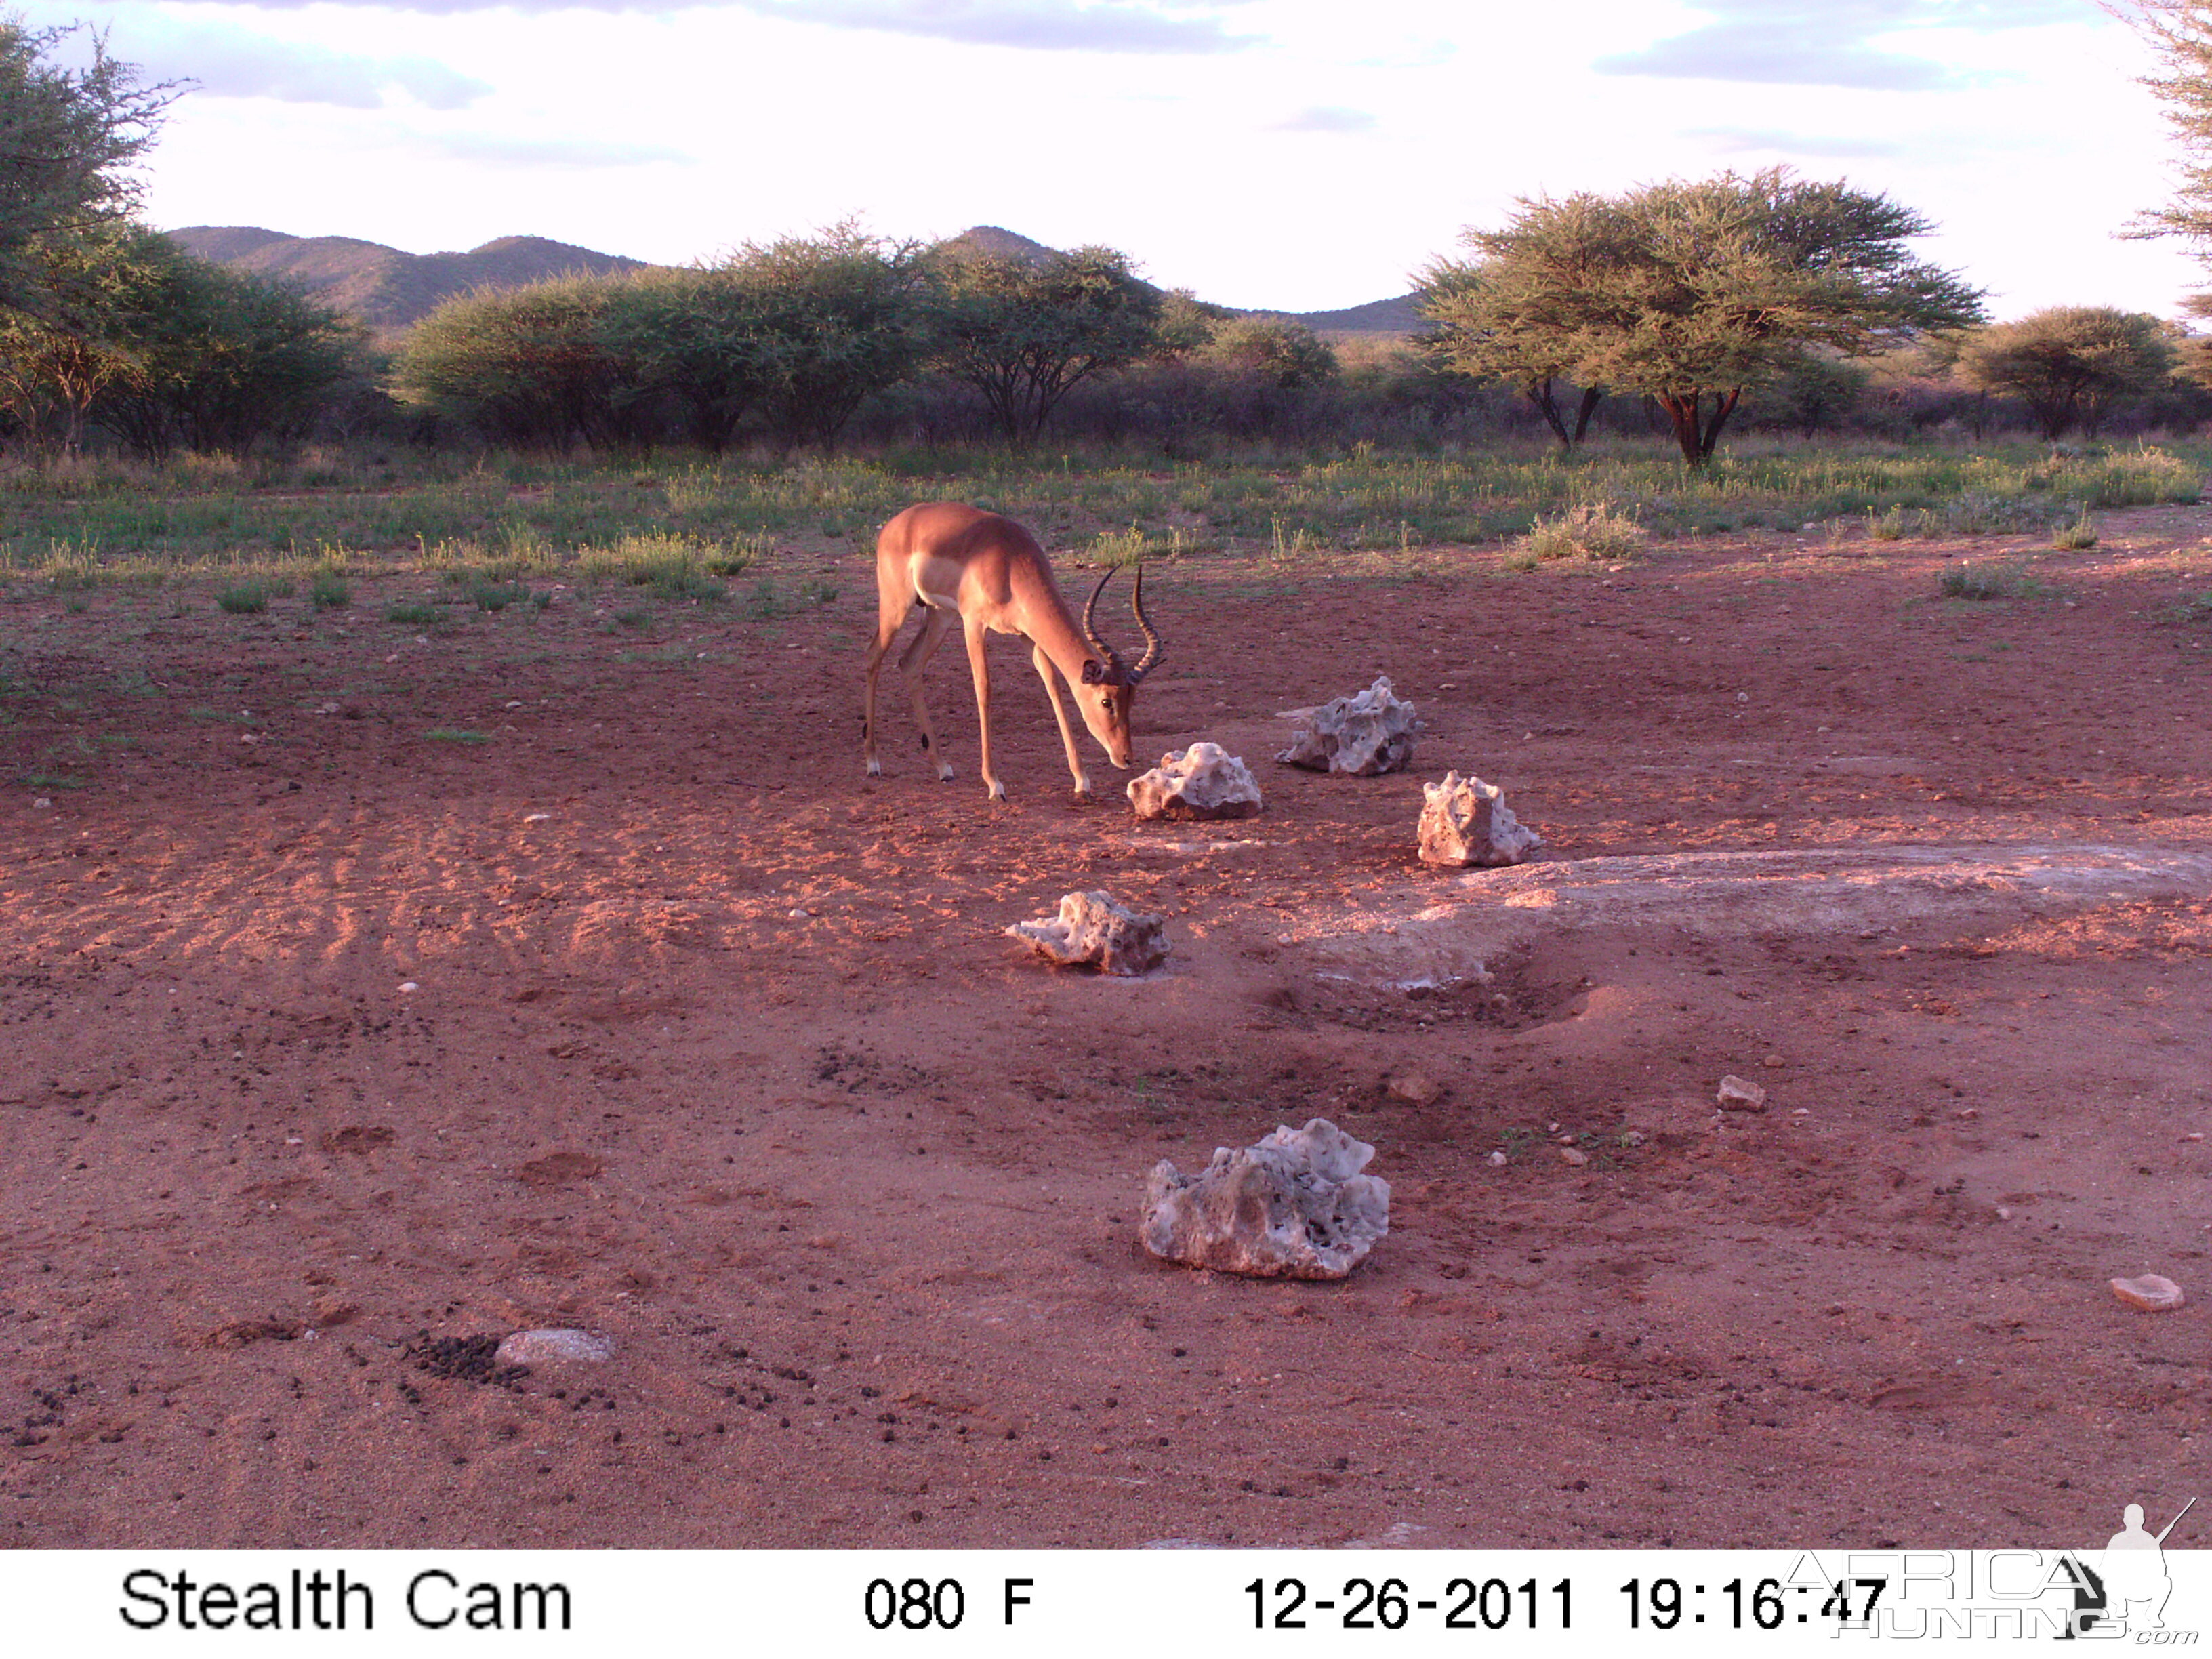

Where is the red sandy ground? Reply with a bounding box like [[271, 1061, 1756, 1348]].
[[3, 508, 2210, 1550]]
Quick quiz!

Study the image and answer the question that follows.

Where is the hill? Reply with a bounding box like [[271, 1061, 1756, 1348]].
[[165, 228, 650, 335], [166, 223, 1419, 337]]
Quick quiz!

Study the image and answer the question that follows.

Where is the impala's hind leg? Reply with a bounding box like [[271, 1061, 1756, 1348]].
[[863, 565, 914, 779], [899, 605, 958, 781]]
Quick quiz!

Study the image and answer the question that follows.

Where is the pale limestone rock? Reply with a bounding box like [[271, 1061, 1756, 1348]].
[[1417, 771, 1542, 867], [495, 1328, 615, 1365], [1128, 742, 1263, 821], [1141, 1118, 1390, 1279], [1717, 1075, 1769, 1112], [1006, 890, 1169, 977], [1277, 676, 1420, 775], [2111, 1274, 2186, 1313]]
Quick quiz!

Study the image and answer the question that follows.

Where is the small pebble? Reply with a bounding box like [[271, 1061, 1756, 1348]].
[[398, 981, 419, 994], [33, 798, 52, 810], [1559, 1147, 1589, 1167], [788, 908, 813, 919], [2111, 1275, 2186, 1313], [1761, 1054, 1786, 1069], [523, 812, 550, 823], [2186, 1133, 2205, 1143], [1487, 1151, 1507, 1167], [1996, 1206, 2012, 1221]]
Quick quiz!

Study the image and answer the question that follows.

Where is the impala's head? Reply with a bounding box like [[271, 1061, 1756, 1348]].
[[1078, 563, 1163, 769]]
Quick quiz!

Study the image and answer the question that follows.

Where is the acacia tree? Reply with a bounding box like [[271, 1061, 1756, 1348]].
[[1954, 307, 2177, 438], [400, 275, 638, 449], [929, 244, 1162, 443], [1429, 169, 1984, 466], [0, 20, 179, 318], [1419, 201, 1610, 450], [720, 224, 931, 450]]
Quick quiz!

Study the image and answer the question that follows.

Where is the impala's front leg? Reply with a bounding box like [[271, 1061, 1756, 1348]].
[[964, 619, 1004, 800], [1032, 642, 1092, 796]]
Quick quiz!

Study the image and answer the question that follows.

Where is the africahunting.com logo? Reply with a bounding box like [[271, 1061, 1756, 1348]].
[[1799, 1498, 2198, 1641]]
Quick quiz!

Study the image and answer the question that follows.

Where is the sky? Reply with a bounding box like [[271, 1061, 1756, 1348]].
[[20, 0, 2212, 319]]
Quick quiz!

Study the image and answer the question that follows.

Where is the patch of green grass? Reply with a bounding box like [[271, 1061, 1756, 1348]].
[[25, 770, 87, 789], [309, 569, 351, 609], [1518, 500, 1648, 562], [384, 601, 443, 627], [613, 607, 652, 630], [468, 579, 534, 611], [617, 645, 697, 665], [1938, 561, 2019, 600], [424, 727, 491, 743], [2050, 507, 2099, 550], [217, 580, 276, 614]]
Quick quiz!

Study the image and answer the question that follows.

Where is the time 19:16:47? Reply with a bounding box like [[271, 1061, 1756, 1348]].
[[1247, 1577, 1571, 1630]]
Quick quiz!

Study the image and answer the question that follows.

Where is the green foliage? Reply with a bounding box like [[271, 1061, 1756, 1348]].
[[400, 274, 634, 449], [309, 569, 350, 609], [2051, 506, 2100, 550], [1938, 561, 2019, 600], [216, 579, 272, 613], [1761, 351, 1873, 437], [1954, 308, 2177, 438], [0, 20, 178, 314], [384, 600, 441, 626], [424, 727, 489, 743], [1517, 501, 1648, 561], [1196, 316, 1338, 389], [929, 243, 1163, 442], [1423, 168, 1984, 466], [726, 224, 933, 450], [468, 578, 532, 611]]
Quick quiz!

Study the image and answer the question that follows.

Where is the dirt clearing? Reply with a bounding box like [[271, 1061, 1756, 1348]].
[[4, 511, 2210, 1548]]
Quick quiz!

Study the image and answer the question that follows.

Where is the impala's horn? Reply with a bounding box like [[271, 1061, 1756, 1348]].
[[1083, 567, 1125, 676], [1128, 562, 1163, 683]]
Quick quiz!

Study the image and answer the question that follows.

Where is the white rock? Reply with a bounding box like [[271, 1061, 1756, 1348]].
[[1417, 771, 1543, 867], [1006, 890, 1170, 977], [1717, 1074, 1768, 1112], [495, 1328, 615, 1364], [32, 798, 51, 810], [1277, 676, 1420, 775], [1128, 742, 1263, 821], [397, 981, 419, 994], [2111, 1274, 2186, 1313], [1142, 1118, 1390, 1279], [1487, 1150, 1509, 1166]]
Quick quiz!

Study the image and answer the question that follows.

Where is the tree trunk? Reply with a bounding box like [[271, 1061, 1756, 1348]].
[[1657, 388, 1742, 467], [1523, 377, 1572, 449], [1572, 385, 1603, 443]]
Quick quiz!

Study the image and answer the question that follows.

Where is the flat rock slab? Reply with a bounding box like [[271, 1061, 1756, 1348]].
[[2111, 1275, 2186, 1313], [495, 1328, 615, 1365]]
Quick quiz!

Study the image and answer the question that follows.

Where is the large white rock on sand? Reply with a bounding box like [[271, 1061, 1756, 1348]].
[[1418, 771, 1543, 867], [1141, 1118, 1391, 1279], [1128, 743, 1263, 821], [1006, 890, 1170, 977], [1277, 676, 1420, 775]]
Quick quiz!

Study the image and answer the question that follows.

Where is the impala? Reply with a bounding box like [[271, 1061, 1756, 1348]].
[[863, 502, 1162, 799]]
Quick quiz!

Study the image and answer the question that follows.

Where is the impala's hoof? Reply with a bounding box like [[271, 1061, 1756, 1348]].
[[865, 759, 882, 777], [937, 765, 957, 783], [987, 781, 1007, 801], [1072, 778, 1095, 798]]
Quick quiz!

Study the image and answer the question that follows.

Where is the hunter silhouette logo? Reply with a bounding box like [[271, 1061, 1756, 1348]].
[[2089, 1496, 2196, 1636]]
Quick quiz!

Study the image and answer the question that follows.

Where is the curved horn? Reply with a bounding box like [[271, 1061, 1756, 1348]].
[[1128, 562, 1164, 682], [1083, 567, 1123, 669]]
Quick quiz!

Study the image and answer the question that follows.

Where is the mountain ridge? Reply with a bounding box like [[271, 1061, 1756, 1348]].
[[164, 224, 1419, 337]]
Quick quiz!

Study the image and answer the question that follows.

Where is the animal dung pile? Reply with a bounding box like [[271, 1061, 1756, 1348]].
[[1127, 742, 1263, 821], [1141, 1118, 1391, 1280], [1276, 676, 1420, 775], [1006, 890, 1170, 977], [1416, 771, 1543, 867]]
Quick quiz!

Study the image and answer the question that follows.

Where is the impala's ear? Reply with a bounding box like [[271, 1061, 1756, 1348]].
[[1080, 659, 1105, 684]]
